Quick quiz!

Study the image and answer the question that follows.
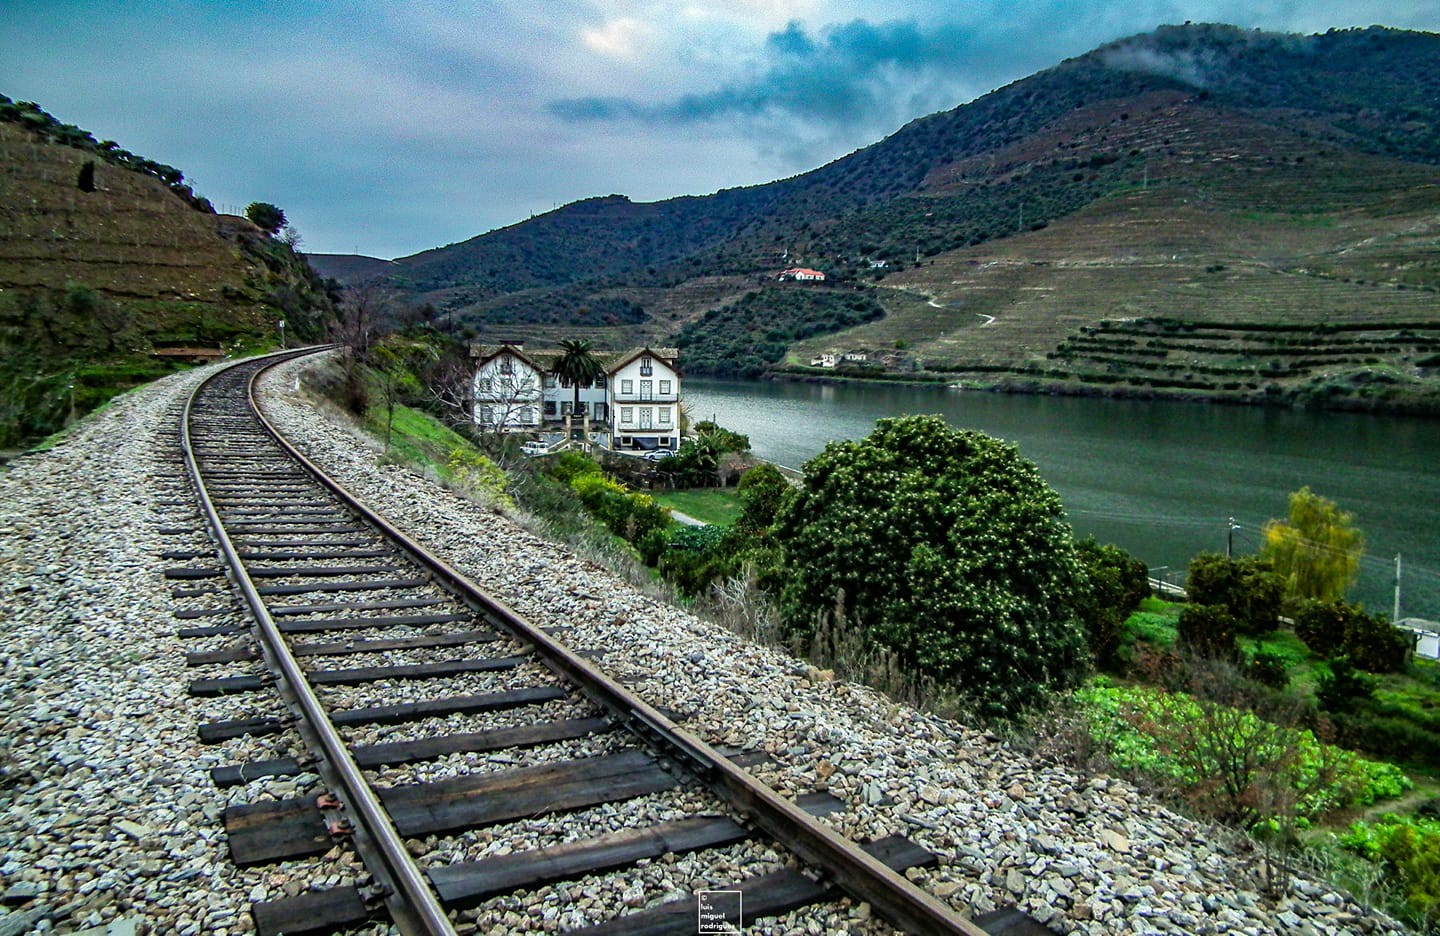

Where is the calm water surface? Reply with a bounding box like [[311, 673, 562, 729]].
[[686, 378, 1440, 617]]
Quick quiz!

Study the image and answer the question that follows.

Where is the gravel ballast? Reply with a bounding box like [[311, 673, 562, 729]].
[[0, 353, 1409, 935]]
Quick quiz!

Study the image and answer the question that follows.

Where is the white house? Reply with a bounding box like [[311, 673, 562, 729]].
[[778, 267, 826, 282], [472, 344, 543, 431], [608, 348, 682, 452]]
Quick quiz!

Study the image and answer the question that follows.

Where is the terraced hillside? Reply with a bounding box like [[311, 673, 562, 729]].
[[0, 105, 336, 445], [785, 93, 1440, 409]]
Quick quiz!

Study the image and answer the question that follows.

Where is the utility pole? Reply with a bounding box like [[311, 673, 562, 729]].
[[1394, 554, 1403, 622], [1227, 517, 1238, 557]]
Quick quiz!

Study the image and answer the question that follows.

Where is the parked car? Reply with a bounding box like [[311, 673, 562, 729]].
[[642, 449, 674, 461], [520, 440, 551, 457]]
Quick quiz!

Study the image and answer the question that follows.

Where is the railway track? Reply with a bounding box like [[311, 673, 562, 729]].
[[172, 350, 1042, 935]]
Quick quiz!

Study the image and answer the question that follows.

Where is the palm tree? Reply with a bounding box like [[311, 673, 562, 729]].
[[551, 339, 605, 418]]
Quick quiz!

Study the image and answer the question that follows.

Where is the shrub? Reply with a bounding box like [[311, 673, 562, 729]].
[[1298, 601, 1410, 672], [1078, 682, 1410, 824], [772, 415, 1089, 719], [1249, 649, 1290, 689], [735, 463, 790, 535], [1340, 816, 1440, 927], [1177, 604, 1239, 660], [1186, 553, 1283, 636], [1315, 658, 1376, 712], [1343, 608, 1411, 673], [658, 524, 742, 596], [446, 448, 513, 510], [1074, 538, 1150, 667]]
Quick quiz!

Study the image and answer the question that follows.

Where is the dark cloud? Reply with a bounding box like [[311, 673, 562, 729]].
[[549, 17, 1013, 162]]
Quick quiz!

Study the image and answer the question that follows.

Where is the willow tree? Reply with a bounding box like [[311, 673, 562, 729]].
[[772, 415, 1089, 719], [551, 339, 605, 417], [1261, 487, 1365, 608]]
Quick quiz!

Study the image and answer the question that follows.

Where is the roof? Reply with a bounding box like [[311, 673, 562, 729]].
[[472, 343, 544, 372], [472, 344, 680, 375]]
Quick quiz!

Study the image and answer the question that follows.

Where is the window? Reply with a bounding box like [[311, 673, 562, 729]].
[[621, 379, 634, 394], [544, 375, 558, 388], [659, 437, 671, 448], [593, 375, 606, 389], [499, 358, 514, 375], [479, 405, 493, 424], [640, 356, 653, 376], [639, 407, 653, 429], [659, 379, 671, 395], [620, 407, 633, 424], [543, 401, 557, 416], [658, 408, 671, 425], [593, 403, 607, 421], [478, 378, 492, 393]]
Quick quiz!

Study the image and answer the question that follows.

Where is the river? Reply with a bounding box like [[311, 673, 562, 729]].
[[685, 378, 1440, 618]]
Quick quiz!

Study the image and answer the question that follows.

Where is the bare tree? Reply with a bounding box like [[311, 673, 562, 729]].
[[473, 368, 541, 434]]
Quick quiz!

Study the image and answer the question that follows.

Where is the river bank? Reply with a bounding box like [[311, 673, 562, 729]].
[[768, 365, 1440, 419]]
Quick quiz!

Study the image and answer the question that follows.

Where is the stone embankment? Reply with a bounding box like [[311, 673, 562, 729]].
[[0, 353, 1408, 935]]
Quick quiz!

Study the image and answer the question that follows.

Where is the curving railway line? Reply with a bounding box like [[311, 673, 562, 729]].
[[171, 350, 1044, 935]]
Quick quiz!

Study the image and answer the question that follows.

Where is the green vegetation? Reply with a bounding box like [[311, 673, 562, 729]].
[[0, 100, 338, 446], [1, 94, 214, 211], [1078, 682, 1410, 822], [651, 489, 742, 526], [245, 202, 287, 236], [1262, 487, 1366, 608], [677, 288, 885, 377], [1340, 815, 1440, 929], [772, 415, 1089, 718]]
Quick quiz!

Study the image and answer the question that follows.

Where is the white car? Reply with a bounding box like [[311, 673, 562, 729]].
[[520, 441, 551, 457], [642, 449, 674, 461]]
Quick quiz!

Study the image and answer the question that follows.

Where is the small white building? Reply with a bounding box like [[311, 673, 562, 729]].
[[778, 267, 826, 282], [1397, 618, 1440, 661], [608, 348, 682, 452], [472, 344, 543, 431]]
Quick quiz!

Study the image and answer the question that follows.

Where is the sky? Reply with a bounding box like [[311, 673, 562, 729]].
[[4, 2, 1438, 259]]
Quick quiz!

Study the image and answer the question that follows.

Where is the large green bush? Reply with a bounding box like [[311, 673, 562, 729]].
[[1074, 538, 1150, 667], [772, 415, 1089, 718], [1186, 552, 1283, 636], [1297, 600, 1410, 672]]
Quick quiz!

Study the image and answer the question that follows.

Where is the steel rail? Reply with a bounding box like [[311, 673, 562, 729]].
[[181, 348, 457, 936], [244, 349, 989, 936]]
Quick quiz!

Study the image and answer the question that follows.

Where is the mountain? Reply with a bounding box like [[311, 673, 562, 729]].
[[0, 97, 337, 446], [337, 24, 1440, 410]]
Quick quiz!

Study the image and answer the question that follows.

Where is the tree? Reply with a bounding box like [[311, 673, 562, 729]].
[[735, 463, 790, 536], [76, 160, 95, 192], [245, 201, 287, 236], [1186, 553, 1283, 636], [370, 336, 438, 452], [1074, 538, 1150, 666], [550, 339, 604, 418], [1261, 487, 1364, 608], [1296, 600, 1410, 673], [1177, 604, 1239, 661], [771, 415, 1089, 719]]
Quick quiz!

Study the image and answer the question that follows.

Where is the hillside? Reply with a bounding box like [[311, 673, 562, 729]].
[[341, 24, 1440, 411], [0, 98, 337, 446]]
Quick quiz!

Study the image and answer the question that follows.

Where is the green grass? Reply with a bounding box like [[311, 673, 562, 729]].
[[368, 403, 475, 481], [651, 488, 743, 526]]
